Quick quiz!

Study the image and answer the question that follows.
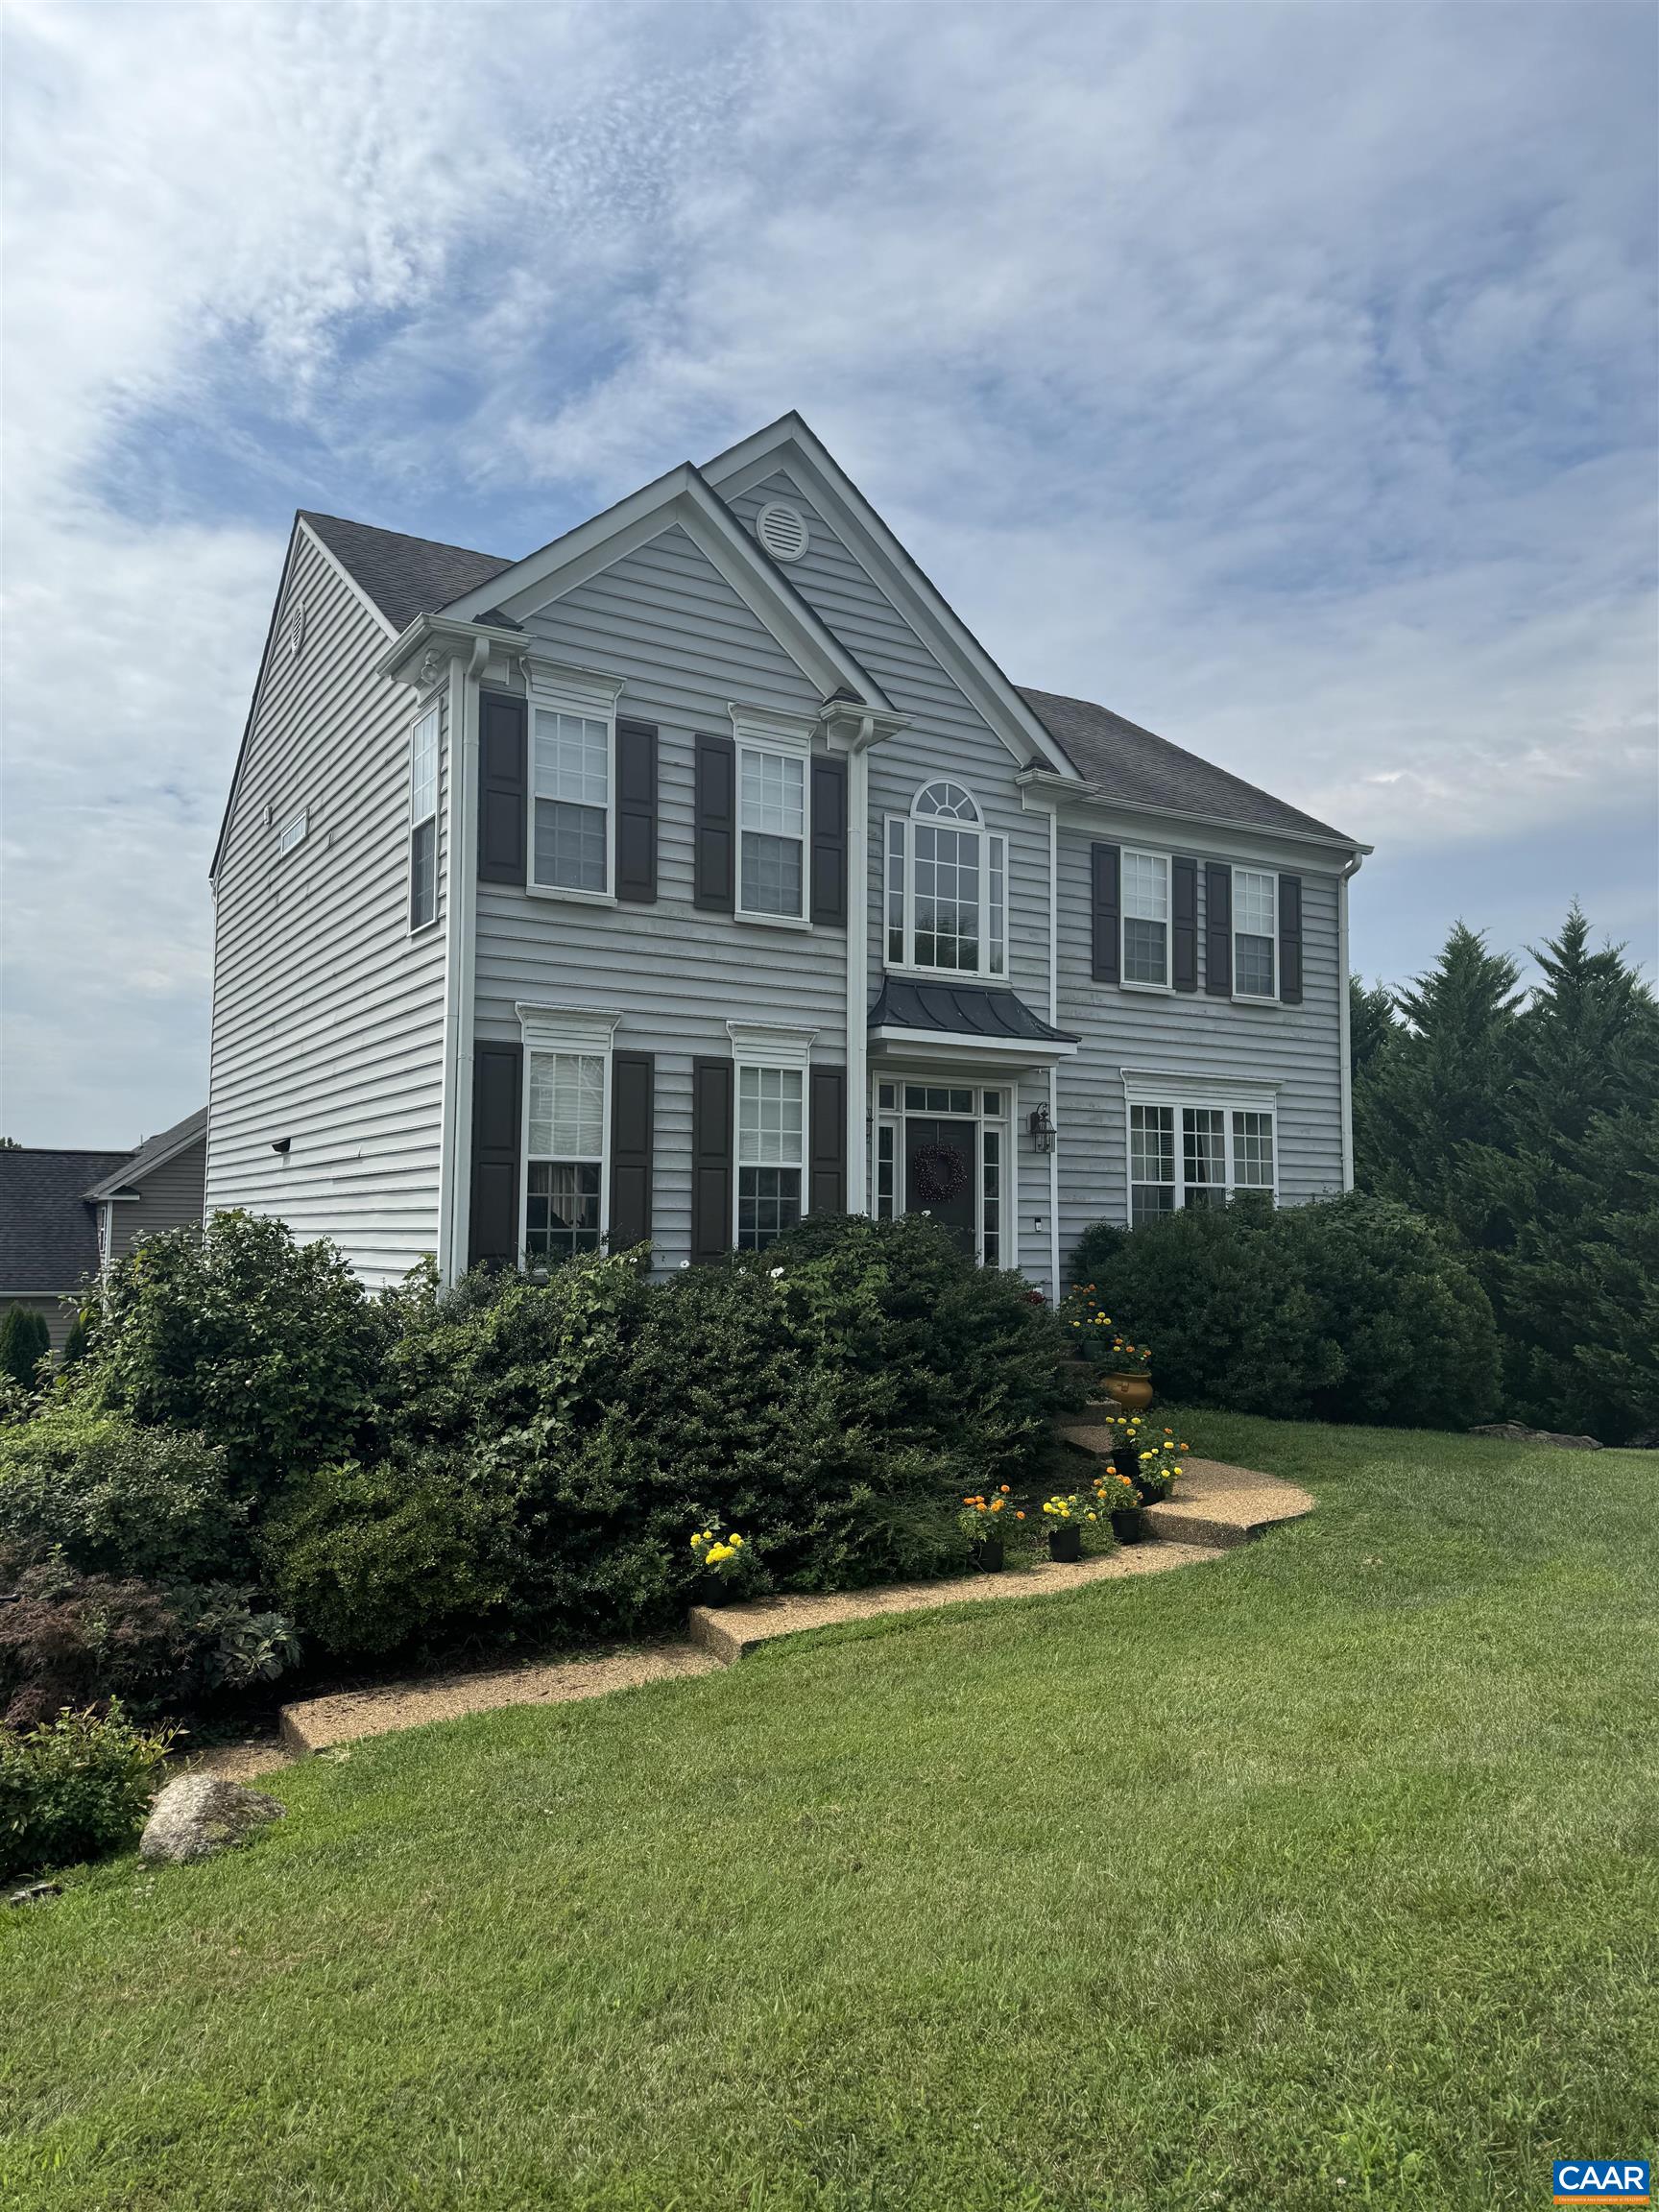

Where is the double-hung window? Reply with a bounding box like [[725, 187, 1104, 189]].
[[737, 746, 806, 919], [1233, 869, 1278, 998], [884, 781, 1007, 976], [736, 1065, 804, 1248], [408, 708, 439, 929], [1128, 1095, 1278, 1222], [533, 709, 612, 895], [1121, 849, 1170, 986], [525, 1049, 606, 1264]]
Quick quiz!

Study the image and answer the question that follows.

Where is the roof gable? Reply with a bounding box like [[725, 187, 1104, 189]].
[[83, 1105, 208, 1202], [701, 415, 1077, 778]]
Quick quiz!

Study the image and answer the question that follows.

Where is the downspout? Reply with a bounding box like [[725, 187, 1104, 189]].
[[437, 637, 490, 1283], [1337, 853, 1364, 1192], [1047, 805, 1061, 1299], [845, 711, 876, 1214]]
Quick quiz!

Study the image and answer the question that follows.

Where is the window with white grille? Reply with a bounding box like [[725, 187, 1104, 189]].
[[736, 1065, 803, 1249], [884, 781, 1007, 977], [1130, 1094, 1277, 1221], [1121, 849, 1170, 986], [409, 709, 439, 928], [1233, 869, 1278, 998], [526, 1050, 606, 1263], [533, 709, 611, 894], [737, 746, 806, 919]]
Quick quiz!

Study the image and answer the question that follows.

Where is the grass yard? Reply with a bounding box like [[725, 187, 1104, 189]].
[[3, 1414, 1657, 2212]]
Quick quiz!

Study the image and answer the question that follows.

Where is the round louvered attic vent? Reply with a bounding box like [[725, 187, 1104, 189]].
[[756, 500, 809, 563]]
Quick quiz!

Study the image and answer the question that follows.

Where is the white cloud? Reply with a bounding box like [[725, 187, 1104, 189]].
[[1, 2, 1654, 1142]]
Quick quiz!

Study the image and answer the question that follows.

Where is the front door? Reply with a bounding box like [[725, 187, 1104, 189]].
[[903, 1118, 978, 1258]]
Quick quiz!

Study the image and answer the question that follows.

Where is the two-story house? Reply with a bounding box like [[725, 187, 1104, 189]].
[[205, 415, 1368, 1297]]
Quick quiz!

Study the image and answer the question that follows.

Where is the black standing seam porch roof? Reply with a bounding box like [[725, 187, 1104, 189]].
[[868, 977, 1079, 1046]]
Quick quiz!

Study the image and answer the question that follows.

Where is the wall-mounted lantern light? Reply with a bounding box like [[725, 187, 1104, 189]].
[[1027, 1102, 1058, 1154]]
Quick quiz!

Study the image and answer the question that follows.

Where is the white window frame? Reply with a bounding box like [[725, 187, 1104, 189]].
[[1232, 865, 1280, 1002], [525, 661, 626, 908], [868, 1072, 1012, 1268], [728, 1022, 816, 1248], [515, 1003, 623, 1269], [1120, 1071, 1281, 1223], [730, 705, 814, 930], [408, 704, 440, 935], [1120, 846, 1172, 992], [883, 781, 1008, 979]]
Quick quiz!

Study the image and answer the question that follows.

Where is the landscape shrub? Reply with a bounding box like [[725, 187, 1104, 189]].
[[258, 1454, 517, 1660], [0, 1400, 247, 1583], [0, 1307, 51, 1391], [89, 1211, 383, 1499], [1070, 1192, 1499, 1427], [0, 1703, 173, 1882]]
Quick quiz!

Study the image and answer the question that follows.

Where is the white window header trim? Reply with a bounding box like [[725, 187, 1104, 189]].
[[726, 1021, 818, 1070], [1120, 1068, 1281, 1109], [728, 701, 814, 755], [516, 1002, 624, 1053], [524, 658, 626, 716]]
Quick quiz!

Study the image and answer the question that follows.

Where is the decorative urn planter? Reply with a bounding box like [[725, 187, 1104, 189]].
[[1048, 1526, 1082, 1564], [1103, 1372, 1154, 1413], [974, 1536, 1006, 1574]]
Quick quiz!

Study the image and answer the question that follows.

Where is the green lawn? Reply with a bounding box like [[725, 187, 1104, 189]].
[[4, 1415, 1657, 2211]]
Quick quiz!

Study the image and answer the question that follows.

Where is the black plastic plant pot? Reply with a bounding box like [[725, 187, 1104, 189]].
[[1111, 1444, 1141, 1483], [1133, 1475, 1168, 1505], [1110, 1507, 1146, 1546], [974, 1536, 1006, 1574], [1048, 1527, 1082, 1564], [697, 1575, 733, 1607]]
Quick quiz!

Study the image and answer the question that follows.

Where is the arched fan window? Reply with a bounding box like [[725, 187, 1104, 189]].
[[884, 781, 1006, 976]]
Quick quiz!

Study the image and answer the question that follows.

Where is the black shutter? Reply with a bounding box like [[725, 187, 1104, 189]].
[[809, 756, 848, 926], [1279, 875, 1303, 1004], [1172, 857, 1198, 993], [808, 1065, 847, 1214], [609, 1051, 654, 1250], [1091, 844, 1120, 984], [615, 720, 658, 903], [478, 693, 527, 885], [690, 1057, 733, 1262], [693, 734, 735, 912], [1205, 864, 1233, 996], [469, 1043, 521, 1270]]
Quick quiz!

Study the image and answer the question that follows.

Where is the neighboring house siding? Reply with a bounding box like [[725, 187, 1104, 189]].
[[725, 475, 1060, 1273], [108, 1137, 207, 1260], [471, 524, 847, 1270], [205, 528, 449, 1284], [1054, 825, 1346, 1261]]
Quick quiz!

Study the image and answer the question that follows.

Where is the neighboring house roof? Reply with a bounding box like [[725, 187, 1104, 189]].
[[0, 1148, 130, 1291], [869, 978, 1079, 1046], [1020, 687, 1357, 847], [83, 1105, 209, 1202], [300, 512, 516, 635]]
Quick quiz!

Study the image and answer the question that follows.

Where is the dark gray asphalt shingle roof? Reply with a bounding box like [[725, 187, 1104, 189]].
[[869, 978, 1078, 1045], [301, 513, 515, 635], [0, 1149, 131, 1290], [1020, 686, 1355, 845], [84, 1106, 208, 1202], [296, 508, 1358, 848]]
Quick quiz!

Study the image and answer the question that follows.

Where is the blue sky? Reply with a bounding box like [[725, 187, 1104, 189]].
[[2, 2, 1654, 1145]]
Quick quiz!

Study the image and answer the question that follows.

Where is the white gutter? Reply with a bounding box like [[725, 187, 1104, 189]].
[[823, 702, 907, 1214], [1337, 852, 1364, 1192], [437, 636, 491, 1282], [1047, 804, 1061, 1300]]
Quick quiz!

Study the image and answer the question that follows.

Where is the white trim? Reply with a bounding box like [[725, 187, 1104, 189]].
[[869, 1025, 1077, 1067], [1122, 1088, 1281, 1219], [845, 728, 873, 1217], [437, 641, 488, 1282], [1231, 865, 1281, 1002], [1120, 1067, 1282, 1106], [701, 419, 1076, 776], [84, 1119, 208, 1201], [868, 1072, 1013, 1267], [1119, 845, 1172, 989], [884, 780, 1007, 980], [725, 1021, 816, 1071], [517, 1003, 624, 1053], [733, 728, 810, 925], [1338, 853, 1363, 1190], [526, 688, 619, 901], [407, 703, 441, 936], [441, 464, 892, 711], [1047, 803, 1060, 1302], [727, 702, 814, 754]]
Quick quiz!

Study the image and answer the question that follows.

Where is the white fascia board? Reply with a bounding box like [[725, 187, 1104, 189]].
[[702, 415, 1078, 780], [869, 1025, 1079, 1068], [1021, 770, 1372, 871], [83, 1124, 204, 1201], [374, 612, 533, 687], [442, 461, 887, 711]]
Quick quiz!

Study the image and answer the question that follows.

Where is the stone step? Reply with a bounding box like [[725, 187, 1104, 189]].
[[1141, 1458, 1315, 1550], [1054, 1422, 1116, 1453]]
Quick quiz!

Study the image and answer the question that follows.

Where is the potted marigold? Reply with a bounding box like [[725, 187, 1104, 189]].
[[1134, 1431, 1190, 1503], [1040, 1491, 1086, 1562], [1092, 1466, 1146, 1544], [960, 1486, 1022, 1572], [688, 1526, 750, 1606]]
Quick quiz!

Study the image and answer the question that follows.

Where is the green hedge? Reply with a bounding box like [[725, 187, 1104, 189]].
[[1070, 1192, 1500, 1429], [0, 1705, 172, 1884]]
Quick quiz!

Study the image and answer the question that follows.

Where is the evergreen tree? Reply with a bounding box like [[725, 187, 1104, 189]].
[[0, 1306, 51, 1390]]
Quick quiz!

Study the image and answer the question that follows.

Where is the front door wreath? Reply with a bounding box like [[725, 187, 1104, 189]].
[[911, 1140, 971, 1207]]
